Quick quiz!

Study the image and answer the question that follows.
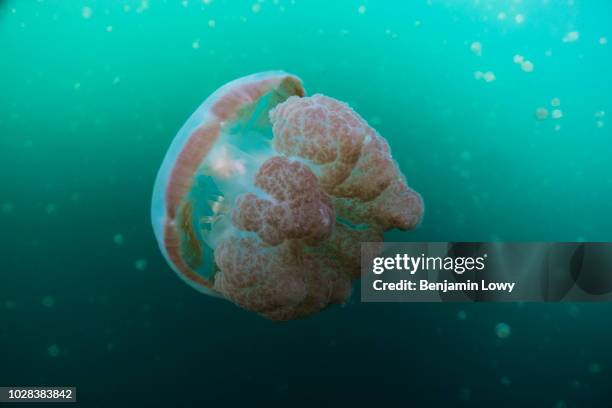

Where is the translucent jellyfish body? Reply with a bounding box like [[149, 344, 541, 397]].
[[151, 71, 423, 320]]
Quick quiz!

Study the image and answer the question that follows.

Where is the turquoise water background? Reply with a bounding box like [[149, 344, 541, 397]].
[[1, 0, 612, 406]]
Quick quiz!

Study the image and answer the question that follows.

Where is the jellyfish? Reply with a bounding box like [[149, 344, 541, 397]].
[[151, 71, 423, 320]]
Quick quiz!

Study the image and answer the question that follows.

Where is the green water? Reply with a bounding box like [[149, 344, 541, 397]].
[[1, 0, 612, 406]]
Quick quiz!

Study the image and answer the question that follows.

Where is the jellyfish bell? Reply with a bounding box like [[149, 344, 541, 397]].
[[152, 71, 424, 320], [152, 71, 304, 294]]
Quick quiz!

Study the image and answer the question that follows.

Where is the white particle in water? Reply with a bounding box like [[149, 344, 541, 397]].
[[600, 37, 608, 45], [357, 5, 366, 14], [497, 12, 507, 21], [470, 41, 482, 56], [588, 362, 602, 374], [251, 3, 261, 13], [45, 203, 57, 215], [48, 344, 60, 357], [134, 258, 148, 271], [208, 19, 216, 28], [552, 109, 563, 119], [562, 31, 580, 43], [513, 54, 524, 64], [551, 98, 561, 107], [42, 296, 55, 308], [483, 71, 496, 82], [514, 14, 525, 24], [113, 233, 125, 246], [521, 60, 534, 72], [82, 6, 92, 19], [535, 107, 549, 120], [495, 322, 511, 339], [1, 203, 14, 215]]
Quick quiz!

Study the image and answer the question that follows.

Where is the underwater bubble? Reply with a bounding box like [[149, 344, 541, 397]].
[[48, 344, 60, 357], [551, 98, 561, 107], [495, 322, 511, 339], [42, 295, 55, 308], [497, 12, 507, 21], [81, 6, 92, 19], [5, 300, 17, 310], [588, 362, 601, 374], [113, 233, 125, 246], [357, 5, 366, 14], [483, 71, 496, 82], [470, 41, 482, 56], [535, 107, 549, 120], [521, 60, 534, 73], [514, 14, 525, 24], [134, 258, 148, 271], [600, 37, 608, 45], [552, 109, 563, 119], [513, 54, 524, 64], [457, 310, 467, 320], [562, 31, 580, 43]]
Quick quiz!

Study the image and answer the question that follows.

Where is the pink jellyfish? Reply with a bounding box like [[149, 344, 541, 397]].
[[152, 71, 423, 320]]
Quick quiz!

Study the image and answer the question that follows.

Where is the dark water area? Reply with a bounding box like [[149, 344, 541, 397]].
[[1, 1, 612, 406]]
